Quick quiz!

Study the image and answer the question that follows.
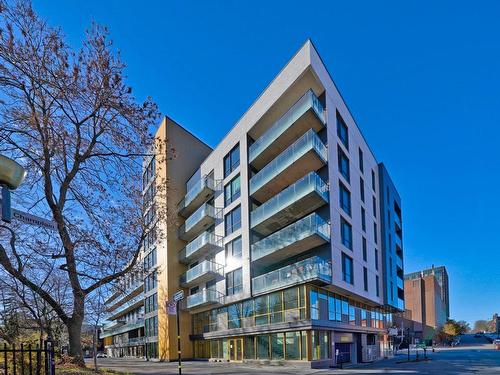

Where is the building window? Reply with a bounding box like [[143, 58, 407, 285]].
[[358, 147, 364, 173], [225, 205, 241, 235], [312, 330, 330, 360], [226, 236, 242, 261], [145, 293, 158, 313], [375, 249, 379, 270], [340, 217, 353, 250], [376, 275, 380, 297], [362, 237, 367, 262], [390, 281, 394, 301], [360, 177, 365, 203], [256, 335, 269, 359], [373, 222, 378, 244], [142, 156, 155, 189], [361, 207, 366, 232], [342, 253, 354, 284], [224, 144, 240, 178], [363, 267, 368, 291], [339, 182, 351, 216], [371, 169, 376, 191], [390, 257, 393, 276], [372, 196, 377, 217], [338, 146, 350, 182], [226, 268, 243, 296], [224, 175, 241, 206], [337, 113, 349, 150]]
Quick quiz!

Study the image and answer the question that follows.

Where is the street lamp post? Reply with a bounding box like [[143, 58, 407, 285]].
[[0, 155, 26, 222]]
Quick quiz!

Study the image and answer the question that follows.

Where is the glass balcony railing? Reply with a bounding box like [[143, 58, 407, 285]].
[[252, 213, 330, 264], [394, 213, 402, 230], [397, 276, 404, 290], [397, 298, 405, 311], [180, 260, 223, 287], [100, 317, 144, 338], [249, 90, 325, 165], [178, 231, 223, 264], [396, 255, 403, 270], [252, 256, 332, 295], [178, 203, 220, 241], [186, 289, 224, 309], [107, 294, 143, 319], [249, 129, 327, 198], [394, 233, 403, 249], [177, 176, 216, 217], [251, 172, 329, 234]]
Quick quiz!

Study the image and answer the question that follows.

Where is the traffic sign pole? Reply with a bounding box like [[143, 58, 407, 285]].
[[172, 290, 184, 375], [177, 300, 181, 375]]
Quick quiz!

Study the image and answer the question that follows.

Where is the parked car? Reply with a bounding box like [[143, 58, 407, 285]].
[[96, 352, 107, 358]]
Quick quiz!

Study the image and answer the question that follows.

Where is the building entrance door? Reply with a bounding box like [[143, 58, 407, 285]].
[[228, 338, 243, 361]]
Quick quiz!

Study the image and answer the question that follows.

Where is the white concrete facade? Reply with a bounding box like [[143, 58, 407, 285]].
[[181, 40, 387, 308]]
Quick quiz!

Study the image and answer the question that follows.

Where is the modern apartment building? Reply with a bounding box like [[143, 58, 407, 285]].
[[402, 265, 449, 340], [101, 40, 405, 367]]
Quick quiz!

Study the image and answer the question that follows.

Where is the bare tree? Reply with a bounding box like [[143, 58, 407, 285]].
[[0, 0, 164, 365]]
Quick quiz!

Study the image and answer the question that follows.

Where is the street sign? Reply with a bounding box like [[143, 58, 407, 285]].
[[0, 198, 57, 230], [173, 290, 184, 302], [167, 300, 177, 315]]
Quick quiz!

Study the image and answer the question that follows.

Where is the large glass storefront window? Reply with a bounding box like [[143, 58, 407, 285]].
[[244, 336, 254, 359], [312, 330, 330, 360], [270, 333, 284, 359], [193, 285, 393, 337], [285, 331, 300, 360], [256, 335, 269, 359], [208, 331, 308, 361]]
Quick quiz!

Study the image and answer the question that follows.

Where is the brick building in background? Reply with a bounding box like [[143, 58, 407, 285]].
[[399, 266, 449, 341]]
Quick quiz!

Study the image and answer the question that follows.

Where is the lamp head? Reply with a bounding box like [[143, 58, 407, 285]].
[[0, 155, 26, 190]]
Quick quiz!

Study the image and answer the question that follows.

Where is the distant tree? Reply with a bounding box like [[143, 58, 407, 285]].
[[435, 319, 468, 342], [443, 320, 461, 337], [0, 0, 165, 366], [473, 319, 494, 333], [456, 320, 470, 334]]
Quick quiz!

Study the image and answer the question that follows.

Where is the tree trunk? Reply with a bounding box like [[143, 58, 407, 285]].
[[67, 316, 85, 366]]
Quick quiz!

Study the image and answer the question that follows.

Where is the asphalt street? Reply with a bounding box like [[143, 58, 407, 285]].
[[90, 334, 500, 375]]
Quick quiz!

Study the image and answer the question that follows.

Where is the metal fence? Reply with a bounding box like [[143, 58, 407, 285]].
[[0, 340, 55, 375]]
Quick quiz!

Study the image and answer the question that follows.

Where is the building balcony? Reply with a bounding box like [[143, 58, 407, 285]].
[[178, 203, 221, 241], [397, 298, 405, 311], [394, 233, 403, 250], [107, 294, 144, 321], [252, 256, 332, 296], [394, 213, 402, 231], [100, 318, 144, 338], [396, 255, 403, 270], [397, 276, 404, 290], [249, 89, 326, 170], [251, 172, 329, 236], [128, 337, 145, 345], [178, 231, 223, 265], [105, 281, 143, 311], [252, 213, 330, 267], [180, 260, 223, 288], [249, 129, 327, 203], [186, 289, 224, 310], [177, 176, 216, 218]]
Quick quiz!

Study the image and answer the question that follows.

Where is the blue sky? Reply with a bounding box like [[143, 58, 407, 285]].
[[33, 0, 500, 325]]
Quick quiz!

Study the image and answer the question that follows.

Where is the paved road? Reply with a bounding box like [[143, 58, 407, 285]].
[[91, 338, 500, 375]]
